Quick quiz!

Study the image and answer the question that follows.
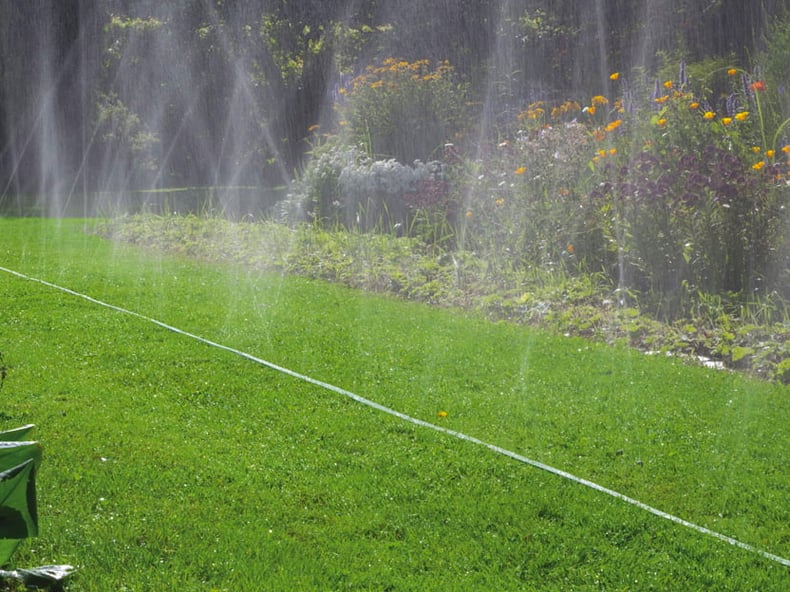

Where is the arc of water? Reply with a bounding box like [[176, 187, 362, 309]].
[[1, 263, 788, 569]]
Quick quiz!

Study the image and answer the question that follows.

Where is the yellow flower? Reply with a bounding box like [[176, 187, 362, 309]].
[[766, 149, 775, 158], [608, 148, 617, 156], [597, 149, 607, 158], [609, 72, 620, 81], [465, 210, 473, 219], [734, 111, 749, 121], [721, 117, 732, 125], [663, 80, 673, 89], [654, 95, 669, 104], [656, 118, 667, 126], [591, 95, 609, 106], [689, 102, 700, 110], [782, 145, 790, 154], [727, 68, 737, 76], [586, 105, 597, 115], [307, 124, 320, 132], [752, 161, 766, 170], [495, 198, 505, 206], [514, 166, 526, 175], [752, 146, 761, 153], [703, 111, 715, 120], [437, 410, 448, 418], [604, 119, 622, 132]]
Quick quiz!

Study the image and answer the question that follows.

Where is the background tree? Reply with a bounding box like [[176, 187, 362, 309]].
[[0, 0, 787, 209]]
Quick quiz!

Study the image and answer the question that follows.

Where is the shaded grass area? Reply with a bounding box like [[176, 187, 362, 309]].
[[0, 218, 788, 590]]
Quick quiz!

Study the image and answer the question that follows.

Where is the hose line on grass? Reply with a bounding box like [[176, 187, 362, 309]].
[[2, 264, 788, 569]]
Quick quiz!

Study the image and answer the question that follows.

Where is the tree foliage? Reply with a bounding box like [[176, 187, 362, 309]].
[[0, 0, 786, 200]]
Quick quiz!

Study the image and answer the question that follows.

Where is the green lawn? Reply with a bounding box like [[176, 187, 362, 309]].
[[0, 218, 788, 590]]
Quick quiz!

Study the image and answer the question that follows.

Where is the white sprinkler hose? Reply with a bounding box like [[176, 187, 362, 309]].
[[1, 264, 788, 569]]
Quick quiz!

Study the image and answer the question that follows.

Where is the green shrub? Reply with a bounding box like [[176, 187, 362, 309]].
[[338, 58, 470, 163], [588, 146, 786, 316], [283, 134, 451, 234], [454, 121, 594, 275], [755, 14, 790, 144]]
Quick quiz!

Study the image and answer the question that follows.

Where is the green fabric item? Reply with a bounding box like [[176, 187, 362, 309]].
[[0, 426, 40, 567]]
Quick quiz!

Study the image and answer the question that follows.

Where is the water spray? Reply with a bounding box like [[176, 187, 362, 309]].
[[1, 263, 788, 569]]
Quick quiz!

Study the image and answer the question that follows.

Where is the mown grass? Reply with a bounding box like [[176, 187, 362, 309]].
[[0, 218, 788, 590]]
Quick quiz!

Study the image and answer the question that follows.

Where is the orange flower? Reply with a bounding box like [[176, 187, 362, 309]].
[[656, 118, 667, 127], [604, 119, 622, 132], [654, 95, 669, 104], [591, 95, 609, 106], [727, 68, 738, 76], [689, 102, 700, 110], [751, 80, 766, 92], [609, 72, 620, 81], [567, 244, 575, 254], [514, 166, 527, 175], [752, 161, 766, 170], [663, 80, 673, 89]]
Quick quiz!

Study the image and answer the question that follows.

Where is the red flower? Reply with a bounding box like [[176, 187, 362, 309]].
[[751, 80, 767, 92]]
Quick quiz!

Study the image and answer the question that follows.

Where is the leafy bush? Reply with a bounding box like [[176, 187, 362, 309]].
[[755, 15, 790, 144], [588, 146, 787, 316], [291, 49, 790, 324], [283, 135, 450, 234], [454, 121, 593, 274], [338, 58, 470, 163], [452, 58, 790, 318], [277, 138, 366, 226]]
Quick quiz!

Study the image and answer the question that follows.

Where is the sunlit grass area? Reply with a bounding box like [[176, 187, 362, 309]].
[[0, 218, 788, 590]]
